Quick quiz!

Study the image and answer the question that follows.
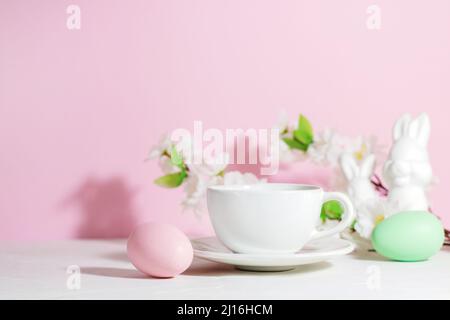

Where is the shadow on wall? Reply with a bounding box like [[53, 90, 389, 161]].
[[63, 176, 140, 238]]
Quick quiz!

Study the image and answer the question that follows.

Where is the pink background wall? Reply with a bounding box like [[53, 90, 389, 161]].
[[1, 0, 449, 241]]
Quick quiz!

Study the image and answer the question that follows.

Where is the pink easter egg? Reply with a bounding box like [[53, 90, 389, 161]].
[[127, 222, 193, 278]]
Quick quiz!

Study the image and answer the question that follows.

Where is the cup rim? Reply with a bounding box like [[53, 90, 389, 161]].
[[208, 183, 322, 193]]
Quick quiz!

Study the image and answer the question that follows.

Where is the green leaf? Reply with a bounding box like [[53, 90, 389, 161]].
[[169, 146, 184, 169], [282, 137, 307, 151], [293, 129, 313, 146], [320, 200, 344, 222], [154, 171, 187, 188], [297, 114, 314, 140]]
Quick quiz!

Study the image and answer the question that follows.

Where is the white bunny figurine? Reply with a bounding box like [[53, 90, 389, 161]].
[[340, 153, 378, 211], [383, 113, 432, 211]]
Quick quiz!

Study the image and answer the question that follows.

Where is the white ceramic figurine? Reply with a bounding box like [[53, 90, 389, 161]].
[[340, 153, 378, 211], [339, 153, 381, 242], [383, 113, 432, 211]]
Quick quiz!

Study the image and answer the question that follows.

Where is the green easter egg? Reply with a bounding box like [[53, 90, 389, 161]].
[[371, 211, 444, 262]]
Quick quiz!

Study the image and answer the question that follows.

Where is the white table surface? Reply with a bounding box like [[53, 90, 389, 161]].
[[0, 239, 449, 300]]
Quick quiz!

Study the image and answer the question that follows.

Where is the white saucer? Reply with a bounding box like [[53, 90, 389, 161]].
[[191, 237, 355, 272]]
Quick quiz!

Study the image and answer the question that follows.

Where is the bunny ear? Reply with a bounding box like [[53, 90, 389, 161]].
[[360, 154, 376, 178], [415, 113, 430, 147], [407, 113, 430, 147], [393, 113, 412, 141], [408, 116, 420, 140], [340, 153, 358, 181]]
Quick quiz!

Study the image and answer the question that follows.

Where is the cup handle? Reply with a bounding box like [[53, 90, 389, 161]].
[[310, 192, 355, 241]]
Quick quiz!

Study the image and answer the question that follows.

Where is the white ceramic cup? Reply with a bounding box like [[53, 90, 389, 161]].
[[207, 183, 355, 254]]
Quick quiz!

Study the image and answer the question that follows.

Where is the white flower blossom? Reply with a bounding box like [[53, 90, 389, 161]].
[[307, 129, 340, 165], [181, 174, 221, 216], [272, 111, 307, 163], [223, 171, 266, 185], [187, 152, 229, 177], [157, 156, 179, 174], [347, 135, 385, 164], [307, 129, 384, 168], [147, 134, 181, 174], [148, 134, 172, 159], [354, 198, 399, 239], [180, 150, 229, 215]]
